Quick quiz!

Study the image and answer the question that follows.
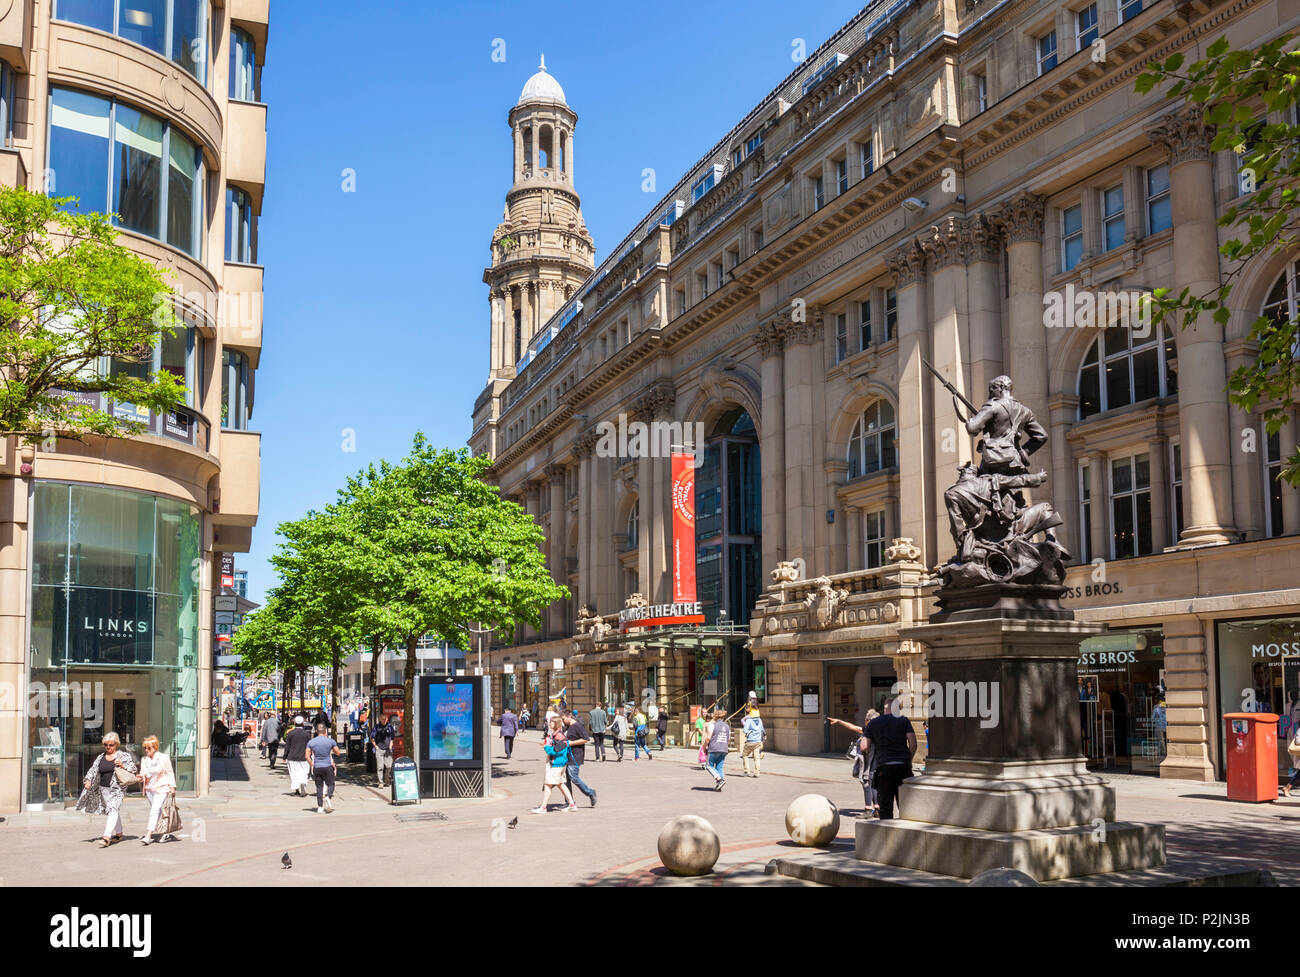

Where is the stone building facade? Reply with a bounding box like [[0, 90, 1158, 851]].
[[470, 0, 1300, 780], [0, 0, 268, 811]]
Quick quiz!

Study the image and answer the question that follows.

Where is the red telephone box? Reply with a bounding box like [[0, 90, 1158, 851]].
[[1223, 712, 1278, 802]]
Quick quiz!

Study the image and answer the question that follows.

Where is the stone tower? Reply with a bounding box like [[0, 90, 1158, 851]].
[[485, 57, 595, 379]]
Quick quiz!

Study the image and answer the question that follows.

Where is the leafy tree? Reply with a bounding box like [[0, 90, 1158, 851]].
[[0, 185, 187, 439], [1137, 34, 1300, 483]]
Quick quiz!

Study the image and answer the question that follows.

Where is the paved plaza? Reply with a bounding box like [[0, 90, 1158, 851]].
[[1, 738, 1296, 887]]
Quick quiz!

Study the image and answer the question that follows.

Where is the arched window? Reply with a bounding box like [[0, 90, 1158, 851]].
[[847, 401, 896, 478], [539, 125, 553, 169], [522, 127, 532, 169], [627, 501, 639, 549], [1262, 258, 1298, 333], [558, 131, 566, 173], [1077, 325, 1177, 419]]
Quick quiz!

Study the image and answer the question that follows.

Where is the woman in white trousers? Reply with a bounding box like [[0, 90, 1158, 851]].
[[138, 736, 177, 844]]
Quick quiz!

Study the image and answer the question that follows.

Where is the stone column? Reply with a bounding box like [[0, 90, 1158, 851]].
[[925, 218, 976, 562], [758, 321, 786, 574], [887, 240, 934, 565], [845, 504, 862, 572], [514, 124, 523, 180], [1048, 395, 1079, 559], [996, 193, 1050, 428], [0, 457, 29, 812], [1147, 107, 1237, 545], [783, 310, 822, 567], [1088, 452, 1108, 562], [546, 464, 567, 636], [964, 215, 1003, 402], [1278, 410, 1300, 534], [1147, 438, 1168, 552], [1159, 615, 1216, 781], [827, 460, 850, 573], [574, 431, 597, 615], [523, 483, 541, 640]]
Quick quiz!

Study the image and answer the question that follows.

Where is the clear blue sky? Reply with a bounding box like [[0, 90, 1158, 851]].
[[247, 0, 856, 602]]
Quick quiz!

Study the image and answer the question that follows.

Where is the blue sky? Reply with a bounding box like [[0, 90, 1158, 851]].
[[247, 0, 856, 601]]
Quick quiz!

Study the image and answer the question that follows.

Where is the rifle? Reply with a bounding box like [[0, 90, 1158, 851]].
[[923, 359, 978, 417]]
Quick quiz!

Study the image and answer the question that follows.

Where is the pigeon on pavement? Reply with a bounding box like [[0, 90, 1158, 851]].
[[507, 817, 518, 829], [281, 852, 292, 870]]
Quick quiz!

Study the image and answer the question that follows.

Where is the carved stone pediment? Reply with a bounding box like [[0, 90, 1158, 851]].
[[804, 576, 850, 629]]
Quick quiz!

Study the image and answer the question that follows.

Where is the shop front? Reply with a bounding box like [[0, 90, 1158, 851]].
[[1215, 615, 1300, 782], [25, 483, 201, 807], [1076, 629, 1167, 775], [822, 656, 898, 753]]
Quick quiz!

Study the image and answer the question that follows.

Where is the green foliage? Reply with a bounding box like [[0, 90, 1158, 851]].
[[1136, 33, 1300, 484], [0, 185, 187, 440]]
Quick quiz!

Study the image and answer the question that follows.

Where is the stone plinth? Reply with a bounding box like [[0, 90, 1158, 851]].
[[854, 601, 1167, 882]]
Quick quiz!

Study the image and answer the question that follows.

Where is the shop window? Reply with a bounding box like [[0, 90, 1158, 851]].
[[848, 401, 897, 479], [1215, 617, 1300, 780], [1078, 629, 1167, 774], [864, 509, 886, 568], [1110, 453, 1152, 558], [1077, 325, 1177, 418]]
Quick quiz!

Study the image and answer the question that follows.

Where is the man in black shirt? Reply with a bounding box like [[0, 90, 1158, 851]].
[[863, 697, 917, 820], [561, 710, 597, 808]]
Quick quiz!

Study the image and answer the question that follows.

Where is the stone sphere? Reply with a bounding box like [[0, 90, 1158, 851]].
[[657, 815, 721, 876], [785, 793, 840, 847], [969, 868, 1041, 887]]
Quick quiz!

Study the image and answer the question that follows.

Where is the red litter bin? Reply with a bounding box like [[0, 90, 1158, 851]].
[[1223, 712, 1278, 802]]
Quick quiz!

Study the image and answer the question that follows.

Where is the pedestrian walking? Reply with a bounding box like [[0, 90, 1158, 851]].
[[500, 706, 519, 759], [704, 709, 731, 790], [862, 698, 916, 820], [561, 710, 597, 807], [829, 709, 880, 815], [740, 706, 765, 777], [609, 706, 627, 761], [519, 705, 531, 730], [307, 722, 341, 814], [75, 731, 138, 847], [532, 716, 577, 813], [371, 714, 396, 787], [1285, 725, 1300, 797], [261, 711, 282, 768], [656, 705, 668, 751], [588, 701, 608, 760], [138, 736, 177, 845], [632, 707, 653, 760], [283, 716, 312, 797]]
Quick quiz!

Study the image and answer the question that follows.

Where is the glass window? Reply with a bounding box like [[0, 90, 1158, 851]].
[[691, 171, 715, 202], [225, 185, 254, 262], [1038, 31, 1058, 75], [1119, 0, 1143, 23], [627, 502, 639, 550], [1062, 204, 1083, 271], [836, 158, 848, 194], [166, 126, 201, 254], [813, 175, 825, 210], [221, 349, 249, 429], [694, 410, 760, 625], [55, 0, 114, 32], [1145, 164, 1171, 234], [112, 103, 163, 238], [884, 288, 897, 340], [848, 401, 897, 479], [118, 0, 167, 56], [57, 0, 208, 83], [1111, 454, 1152, 558], [171, 0, 207, 83], [860, 139, 873, 179], [864, 510, 886, 569], [835, 313, 847, 362], [1078, 463, 1092, 563], [859, 299, 872, 350], [1078, 325, 1177, 418], [0, 61, 13, 148], [1103, 184, 1125, 251], [1266, 427, 1285, 538], [49, 88, 111, 214], [1215, 617, 1300, 781], [1170, 441, 1184, 543], [1076, 4, 1099, 47], [975, 73, 988, 113]]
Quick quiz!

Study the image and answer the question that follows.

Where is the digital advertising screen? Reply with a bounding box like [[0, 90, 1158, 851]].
[[417, 676, 484, 769]]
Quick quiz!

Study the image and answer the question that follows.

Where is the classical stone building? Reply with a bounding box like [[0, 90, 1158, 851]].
[[0, 0, 268, 811], [470, 0, 1300, 781]]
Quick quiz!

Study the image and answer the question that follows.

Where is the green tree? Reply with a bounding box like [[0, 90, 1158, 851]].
[[0, 185, 187, 440], [1137, 34, 1300, 483]]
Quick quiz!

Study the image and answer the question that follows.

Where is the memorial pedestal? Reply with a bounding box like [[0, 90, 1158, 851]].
[[855, 596, 1166, 882]]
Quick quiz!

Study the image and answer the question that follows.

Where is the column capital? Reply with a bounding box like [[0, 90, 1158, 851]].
[[995, 192, 1046, 245], [783, 306, 824, 346], [574, 427, 601, 459], [963, 213, 1002, 263], [1146, 105, 1215, 165], [886, 239, 927, 288], [633, 380, 677, 421], [544, 463, 567, 484], [756, 320, 786, 359]]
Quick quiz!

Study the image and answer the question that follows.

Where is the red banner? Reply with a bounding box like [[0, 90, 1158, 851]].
[[671, 452, 698, 604]]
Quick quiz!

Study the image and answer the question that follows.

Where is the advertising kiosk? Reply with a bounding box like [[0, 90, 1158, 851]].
[[417, 675, 491, 798]]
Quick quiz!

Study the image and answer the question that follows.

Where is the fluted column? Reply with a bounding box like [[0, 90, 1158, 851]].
[[996, 193, 1049, 428], [757, 320, 786, 574], [783, 309, 823, 570], [887, 240, 934, 566], [546, 464, 567, 636], [1147, 107, 1237, 545], [964, 214, 1003, 403]]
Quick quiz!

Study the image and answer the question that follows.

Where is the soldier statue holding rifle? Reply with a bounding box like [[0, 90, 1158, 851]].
[[927, 367, 1069, 590]]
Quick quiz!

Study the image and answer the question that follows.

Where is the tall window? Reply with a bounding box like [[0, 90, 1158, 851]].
[[49, 88, 205, 258], [1078, 463, 1093, 562], [1237, 120, 1264, 196], [1062, 204, 1083, 271], [1077, 325, 1178, 418], [813, 175, 825, 211], [848, 401, 897, 479], [860, 139, 874, 179], [0, 62, 13, 148], [221, 349, 250, 429], [55, 0, 208, 85], [835, 313, 847, 362], [225, 186, 255, 263], [975, 73, 988, 113], [751, 225, 764, 255], [229, 27, 258, 100], [864, 510, 886, 569], [1119, 0, 1143, 23], [1111, 454, 1153, 558], [1037, 31, 1058, 75], [627, 501, 639, 550], [695, 409, 761, 625], [111, 326, 200, 408], [859, 299, 872, 349], [1265, 427, 1285, 537], [513, 308, 522, 364], [1170, 441, 1184, 542], [884, 288, 897, 341], [836, 158, 848, 195], [1262, 260, 1299, 356], [1145, 164, 1171, 234], [1076, 3, 1099, 47], [1103, 185, 1125, 251]]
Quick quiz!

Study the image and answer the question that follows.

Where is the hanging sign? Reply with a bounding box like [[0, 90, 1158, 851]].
[[621, 450, 705, 631]]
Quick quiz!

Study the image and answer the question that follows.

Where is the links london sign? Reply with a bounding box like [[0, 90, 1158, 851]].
[[52, 588, 156, 665]]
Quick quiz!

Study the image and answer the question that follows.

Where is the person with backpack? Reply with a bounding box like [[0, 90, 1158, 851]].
[[632, 706, 653, 760], [531, 716, 576, 813], [740, 705, 765, 777], [703, 708, 731, 790], [608, 706, 627, 761]]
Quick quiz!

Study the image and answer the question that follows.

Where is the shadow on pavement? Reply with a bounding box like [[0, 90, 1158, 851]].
[[209, 751, 252, 782]]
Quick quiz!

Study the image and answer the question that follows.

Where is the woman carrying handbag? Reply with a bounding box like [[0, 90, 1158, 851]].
[[139, 736, 178, 844], [75, 731, 138, 847], [1284, 726, 1300, 797]]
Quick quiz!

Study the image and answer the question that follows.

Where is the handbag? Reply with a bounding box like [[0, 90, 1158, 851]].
[[114, 764, 140, 789], [1288, 733, 1300, 758], [159, 794, 183, 834]]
